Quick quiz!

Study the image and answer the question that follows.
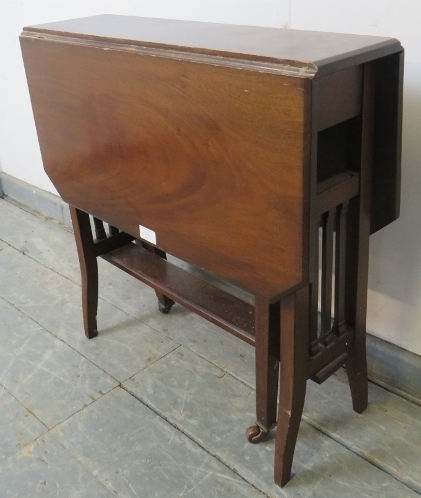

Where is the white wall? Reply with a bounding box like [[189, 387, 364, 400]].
[[2, 1, 421, 356]]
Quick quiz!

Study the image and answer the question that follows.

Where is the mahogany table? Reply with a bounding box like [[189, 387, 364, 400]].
[[20, 15, 403, 487]]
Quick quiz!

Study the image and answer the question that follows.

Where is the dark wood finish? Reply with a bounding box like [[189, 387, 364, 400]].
[[20, 34, 309, 301], [70, 208, 138, 339], [316, 173, 359, 215], [94, 232, 135, 257], [371, 51, 404, 234], [22, 15, 403, 235], [320, 209, 335, 345], [309, 217, 321, 357], [275, 287, 309, 487], [137, 240, 175, 314], [254, 299, 280, 435], [19, 17, 403, 296], [317, 65, 362, 131], [102, 242, 256, 344], [69, 206, 98, 339], [312, 352, 349, 384], [93, 217, 106, 240], [309, 329, 353, 377], [20, 17, 403, 488], [23, 15, 400, 76], [344, 62, 376, 414], [334, 202, 349, 337], [108, 225, 119, 235]]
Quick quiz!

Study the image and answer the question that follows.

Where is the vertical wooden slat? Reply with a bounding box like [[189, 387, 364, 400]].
[[309, 217, 321, 355], [320, 208, 335, 344], [333, 201, 349, 336], [93, 217, 106, 240]]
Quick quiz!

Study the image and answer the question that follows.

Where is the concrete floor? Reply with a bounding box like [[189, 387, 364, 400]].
[[0, 196, 420, 498]]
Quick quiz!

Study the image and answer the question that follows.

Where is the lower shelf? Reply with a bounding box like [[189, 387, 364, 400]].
[[101, 242, 256, 345]]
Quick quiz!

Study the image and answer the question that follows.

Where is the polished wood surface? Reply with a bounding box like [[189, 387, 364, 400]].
[[24, 15, 400, 76], [275, 286, 309, 486], [20, 17, 404, 488], [21, 34, 309, 300]]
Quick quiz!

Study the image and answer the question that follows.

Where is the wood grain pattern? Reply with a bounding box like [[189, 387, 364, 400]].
[[21, 35, 310, 300]]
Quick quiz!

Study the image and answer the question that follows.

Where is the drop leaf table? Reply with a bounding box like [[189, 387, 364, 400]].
[[20, 15, 403, 487]]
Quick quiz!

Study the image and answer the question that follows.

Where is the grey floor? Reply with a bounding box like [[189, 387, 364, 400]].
[[0, 197, 421, 498]]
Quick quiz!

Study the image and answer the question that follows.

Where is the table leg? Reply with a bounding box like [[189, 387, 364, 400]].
[[345, 62, 376, 413], [274, 286, 309, 487], [246, 299, 280, 443], [137, 240, 175, 313], [70, 206, 98, 339], [343, 198, 368, 413]]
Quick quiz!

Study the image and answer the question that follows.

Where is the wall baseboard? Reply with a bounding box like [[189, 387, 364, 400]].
[[0, 172, 71, 227], [1, 171, 420, 405], [367, 334, 421, 405]]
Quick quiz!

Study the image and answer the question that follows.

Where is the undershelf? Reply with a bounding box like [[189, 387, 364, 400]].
[[101, 242, 255, 345]]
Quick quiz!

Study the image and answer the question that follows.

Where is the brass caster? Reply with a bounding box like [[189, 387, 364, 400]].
[[246, 425, 269, 444]]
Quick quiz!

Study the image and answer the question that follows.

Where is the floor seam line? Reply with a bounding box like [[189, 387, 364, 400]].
[[124, 344, 183, 383], [2, 199, 421, 494], [120, 384, 272, 498], [0, 295, 120, 390], [47, 386, 122, 432], [0, 237, 256, 390], [301, 414, 421, 495], [2, 265, 421, 493], [38, 430, 117, 495]]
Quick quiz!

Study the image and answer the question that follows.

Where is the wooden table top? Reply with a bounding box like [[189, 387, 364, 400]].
[[23, 15, 401, 76], [20, 16, 403, 300]]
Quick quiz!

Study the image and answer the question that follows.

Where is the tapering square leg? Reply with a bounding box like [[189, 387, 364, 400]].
[[70, 206, 98, 339], [344, 62, 376, 414], [246, 299, 280, 443], [274, 286, 309, 487], [136, 240, 175, 314]]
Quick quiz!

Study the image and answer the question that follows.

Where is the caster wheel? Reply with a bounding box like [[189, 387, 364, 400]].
[[246, 425, 268, 444]]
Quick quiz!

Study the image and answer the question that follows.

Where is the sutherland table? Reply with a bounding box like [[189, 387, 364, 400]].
[[20, 15, 403, 487]]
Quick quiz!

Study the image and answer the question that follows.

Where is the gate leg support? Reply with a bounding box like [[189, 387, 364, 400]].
[[345, 62, 376, 414]]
